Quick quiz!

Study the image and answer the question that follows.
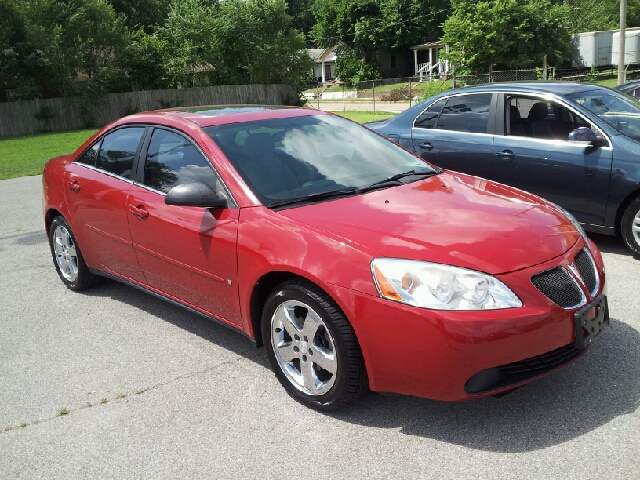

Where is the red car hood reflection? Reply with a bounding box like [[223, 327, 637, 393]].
[[278, 172, 580, 275]]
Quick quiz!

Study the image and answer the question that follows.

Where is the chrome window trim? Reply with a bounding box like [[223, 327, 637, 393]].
[[499, 91, 613, 149], [411, 92, 493, 131], [72, 162, 135, 184]]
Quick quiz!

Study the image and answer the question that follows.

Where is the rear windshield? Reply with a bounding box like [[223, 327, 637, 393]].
[[205, 114, 433, 207], [567, 88, 640, 141]]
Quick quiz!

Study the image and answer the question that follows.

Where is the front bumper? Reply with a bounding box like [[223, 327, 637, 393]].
[[329, 239, 607, 401]]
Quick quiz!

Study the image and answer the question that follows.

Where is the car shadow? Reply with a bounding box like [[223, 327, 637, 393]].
[[80, 278, 638, 453], [79, 278, 269, 369], [588, 232, 637, 258], [329, 317, 638, 452]]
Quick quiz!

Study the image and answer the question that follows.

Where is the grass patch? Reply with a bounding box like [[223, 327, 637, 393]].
[[0, 128, 98, 180], [595, 78, 621, 89], [58, 408, 69, 416], [330, 110, 397, 124]]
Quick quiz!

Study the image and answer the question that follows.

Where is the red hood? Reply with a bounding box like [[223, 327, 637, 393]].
[[278, 172, 579, 275]]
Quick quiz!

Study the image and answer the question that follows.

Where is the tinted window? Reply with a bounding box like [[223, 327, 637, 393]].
[[143, 129, 220, 194], [437, 93, 492, 133], [206, 115, 434, 207], [96, 128, 145, 179], [76, 140, 101, 167], [414, 98, 446, 129]]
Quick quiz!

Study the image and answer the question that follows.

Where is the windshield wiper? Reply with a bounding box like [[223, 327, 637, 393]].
[[268, 187, 359, 209], [360, 169, 440, 191]]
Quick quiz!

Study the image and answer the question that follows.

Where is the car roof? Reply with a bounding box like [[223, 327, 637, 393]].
[[447, 82, 602, 96], [123, 105, 326, 128], [616, 79, 640, 90]]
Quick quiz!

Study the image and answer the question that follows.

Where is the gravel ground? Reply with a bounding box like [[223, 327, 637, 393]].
[[0, 175, 638, 479]]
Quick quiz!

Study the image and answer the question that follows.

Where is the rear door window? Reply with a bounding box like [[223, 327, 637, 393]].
[[414, 98, 447, 129], [96, 127, 146, 179], [436, 93, 492, 133]]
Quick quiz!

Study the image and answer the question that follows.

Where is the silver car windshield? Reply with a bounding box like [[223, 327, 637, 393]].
[[568, 88, 640, 141], [205, 114, 435, 207]]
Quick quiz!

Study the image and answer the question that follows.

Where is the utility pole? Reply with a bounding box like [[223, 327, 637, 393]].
[[618, 0, 628, 85]]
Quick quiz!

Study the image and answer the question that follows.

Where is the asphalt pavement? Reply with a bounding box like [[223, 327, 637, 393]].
[[0, 175, 638, 479]]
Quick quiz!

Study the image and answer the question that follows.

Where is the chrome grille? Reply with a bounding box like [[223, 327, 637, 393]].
[[574, 249, 597, 296], [531, 267, 585, 308]]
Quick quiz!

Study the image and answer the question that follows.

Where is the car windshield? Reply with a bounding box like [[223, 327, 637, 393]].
[[567, 88, 640, 141], [205, 114, 435, 207]]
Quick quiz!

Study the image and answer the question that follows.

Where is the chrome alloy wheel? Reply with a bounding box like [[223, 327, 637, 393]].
[[53, 224, 79, 282], [633, 209, 640, 246], [270, 300, 338, 396]]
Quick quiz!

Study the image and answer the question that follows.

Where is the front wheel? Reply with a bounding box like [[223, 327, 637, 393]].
[[49, 216, 96, 290], [262, 280, 367, 410], [621, 197, 640, 258]]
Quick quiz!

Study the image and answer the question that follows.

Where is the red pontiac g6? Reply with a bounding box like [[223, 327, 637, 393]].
[[42, 106, 609, 410]]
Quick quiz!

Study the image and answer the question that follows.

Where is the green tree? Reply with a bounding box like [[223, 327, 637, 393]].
[[558, 0, 640, 33], [156, 0, 221, 87], [17, 0, 130, 97], [442, 0, 573, 74], [109, 0, 172, 34], [312, 0, 451, 84], [287, 0, 317, 44], [216, 0, 313, 87]]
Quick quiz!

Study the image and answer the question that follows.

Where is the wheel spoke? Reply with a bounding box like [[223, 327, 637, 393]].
[[301, 357, 319, 393], [60, 257, 69, 275], [301, 309, 322, 338], [275, 306, 301, 337], [67, 244, 77, 258], [276, 342, 297, 363], [311, 345, 337, 374]]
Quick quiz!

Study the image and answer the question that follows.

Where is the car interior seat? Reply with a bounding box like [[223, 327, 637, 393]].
[[527, 102, 554, 139]]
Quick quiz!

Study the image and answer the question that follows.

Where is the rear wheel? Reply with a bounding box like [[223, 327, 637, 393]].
[[261, 279, 367, 410], [621, 197, 640, 258], [49, 216, 96, 290]]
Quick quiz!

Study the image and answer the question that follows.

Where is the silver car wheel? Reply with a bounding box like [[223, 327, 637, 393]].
[[53, 224, 79, 282], [633, 209, 640, 245], [270, 300, 338, 396]]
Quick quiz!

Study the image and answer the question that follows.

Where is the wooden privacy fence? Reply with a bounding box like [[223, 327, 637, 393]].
[[0, 84, 298, 138]]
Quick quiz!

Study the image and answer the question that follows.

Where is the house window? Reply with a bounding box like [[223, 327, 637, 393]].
[[390, 55, 397, 69]]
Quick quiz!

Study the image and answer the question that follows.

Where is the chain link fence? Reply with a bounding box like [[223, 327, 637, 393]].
[[302, 66, 640, 112]]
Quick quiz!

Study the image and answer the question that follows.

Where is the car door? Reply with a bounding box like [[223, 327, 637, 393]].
[[64, 126, 147, 282], [126, 127, 242, 326], [491, 94, 613, 226], [410, 92, 497, 179]]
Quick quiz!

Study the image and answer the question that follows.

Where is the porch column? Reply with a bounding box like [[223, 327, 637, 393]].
[[429, 48, 433, 79], [321, 60, 326, 83], [414, 49, 418, 76]]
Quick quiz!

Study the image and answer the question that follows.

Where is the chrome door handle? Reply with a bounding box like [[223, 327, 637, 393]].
[[496, 150, 515, 160], [418, 142, 433, 151]]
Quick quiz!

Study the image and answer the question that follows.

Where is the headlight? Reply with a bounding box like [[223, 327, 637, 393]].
[[371, 258, 522, 310], [548, 202, 588, 242]]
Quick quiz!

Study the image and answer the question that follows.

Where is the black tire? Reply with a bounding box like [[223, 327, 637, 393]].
[[261, 279, 367, 410], [49, 216, 96, 291], [621, 196, 640, 258]]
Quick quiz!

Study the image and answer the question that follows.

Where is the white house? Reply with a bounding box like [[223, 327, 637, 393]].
[[410, 41, 450, 81], [308, 47, 337, 83]]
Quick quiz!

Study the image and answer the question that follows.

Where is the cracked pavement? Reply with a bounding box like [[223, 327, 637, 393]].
[[1, 175, 638, 479]]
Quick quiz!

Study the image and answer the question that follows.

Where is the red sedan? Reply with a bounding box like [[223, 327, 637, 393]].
[[42, 106, 609, 410]]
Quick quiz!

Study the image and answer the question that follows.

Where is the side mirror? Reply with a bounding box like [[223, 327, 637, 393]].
[[165, 182, 228, 209], [568, 127, 608, 147]]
